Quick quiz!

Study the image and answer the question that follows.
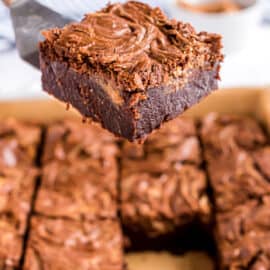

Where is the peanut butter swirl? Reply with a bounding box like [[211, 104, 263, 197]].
[[41, 1, 223, 92]]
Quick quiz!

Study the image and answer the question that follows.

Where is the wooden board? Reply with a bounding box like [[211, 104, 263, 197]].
[[0, 87, 269, 269]]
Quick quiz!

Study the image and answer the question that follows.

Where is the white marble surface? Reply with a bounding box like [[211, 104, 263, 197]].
[[0, 1, 270, 101]]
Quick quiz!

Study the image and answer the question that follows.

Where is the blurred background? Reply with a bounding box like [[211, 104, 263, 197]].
[[0, 0, 269, 100]]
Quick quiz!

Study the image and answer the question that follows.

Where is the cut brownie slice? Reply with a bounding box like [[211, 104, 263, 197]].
[[35, 161, 118, 220], [121, 166, 210, 238], [39, 1, 223, 141], [200, 113, 269, 212], [0, 119, 41, 168], [0, 167, 38, 269], [200, 113, 270, 269], [121, 117, 202, 168], [37, 120, 119, 220], [23, 217, 124, 270], [215, 198, 270, 269], [120, 118, 211, 240], [42, 119, 118, 164]]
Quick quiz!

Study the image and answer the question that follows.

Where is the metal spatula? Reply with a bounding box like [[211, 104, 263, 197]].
[[3, 0, 72, 68]]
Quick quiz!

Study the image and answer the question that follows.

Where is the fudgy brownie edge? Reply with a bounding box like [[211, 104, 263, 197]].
[[40, 56, 219, 141]]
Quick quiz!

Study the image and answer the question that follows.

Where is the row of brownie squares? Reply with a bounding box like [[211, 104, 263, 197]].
[[0, 113, 269, 270], [0, 119, 123, 270]]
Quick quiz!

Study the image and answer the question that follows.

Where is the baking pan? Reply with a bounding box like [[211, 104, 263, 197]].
[[0, 87, 269, 270]]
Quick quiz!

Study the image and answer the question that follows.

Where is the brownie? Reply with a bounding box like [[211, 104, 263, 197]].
[[35, 160, 118, 220], [215, 198, 270, 269], [200, 113, 270, 269], [0, 119, 41, 168], [121, 165, 210, 237], [23, 216, 124, 270], [39, 1, 223, 141], [200, 113, 269, 212], [121, 117, 202, 169], [42, 119, 118, 164], [120, 118, 211, 240], [0, 167, 38, 269]]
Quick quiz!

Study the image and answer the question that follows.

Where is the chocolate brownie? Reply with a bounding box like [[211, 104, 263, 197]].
[[42, 119, 118, 164], [200, 113, 270, 269], [200, 113, 269, 212], [23, 217, 124, 270], [215, 198, 270, 269], [0, 167, 38, 269], [120, 118, 211, 239], [35, 160, 118, 220], [0, 119, 41, 168], [121, 117, 202, 169], [121, 166, 210, 237], [39, 1, 223, 141]]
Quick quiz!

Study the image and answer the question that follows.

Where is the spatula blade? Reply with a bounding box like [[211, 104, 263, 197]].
[[9, 0, 72, 69]]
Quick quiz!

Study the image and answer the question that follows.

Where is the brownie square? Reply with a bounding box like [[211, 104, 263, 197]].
[[23, 217, 124, 270], [0, 167, 38, 269], [200, 113, 270, 269], [38, 120, 119, 221], [215, 198, 270, 269], [121, 117, 202, 171], [121, 165, 210, 237], [120, 118, 211, 239], [35, 160, 118, 220], [42, 119, 118, 164], [39, 1, 223, 141], [200, 113, 269, 212], [0, 119, 41, 168]]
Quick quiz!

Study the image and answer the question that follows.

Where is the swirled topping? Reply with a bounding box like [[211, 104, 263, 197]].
[[41, 1, 223, 92]]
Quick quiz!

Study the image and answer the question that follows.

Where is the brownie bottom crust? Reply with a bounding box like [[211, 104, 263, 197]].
[[40, 55, 219, 141]]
